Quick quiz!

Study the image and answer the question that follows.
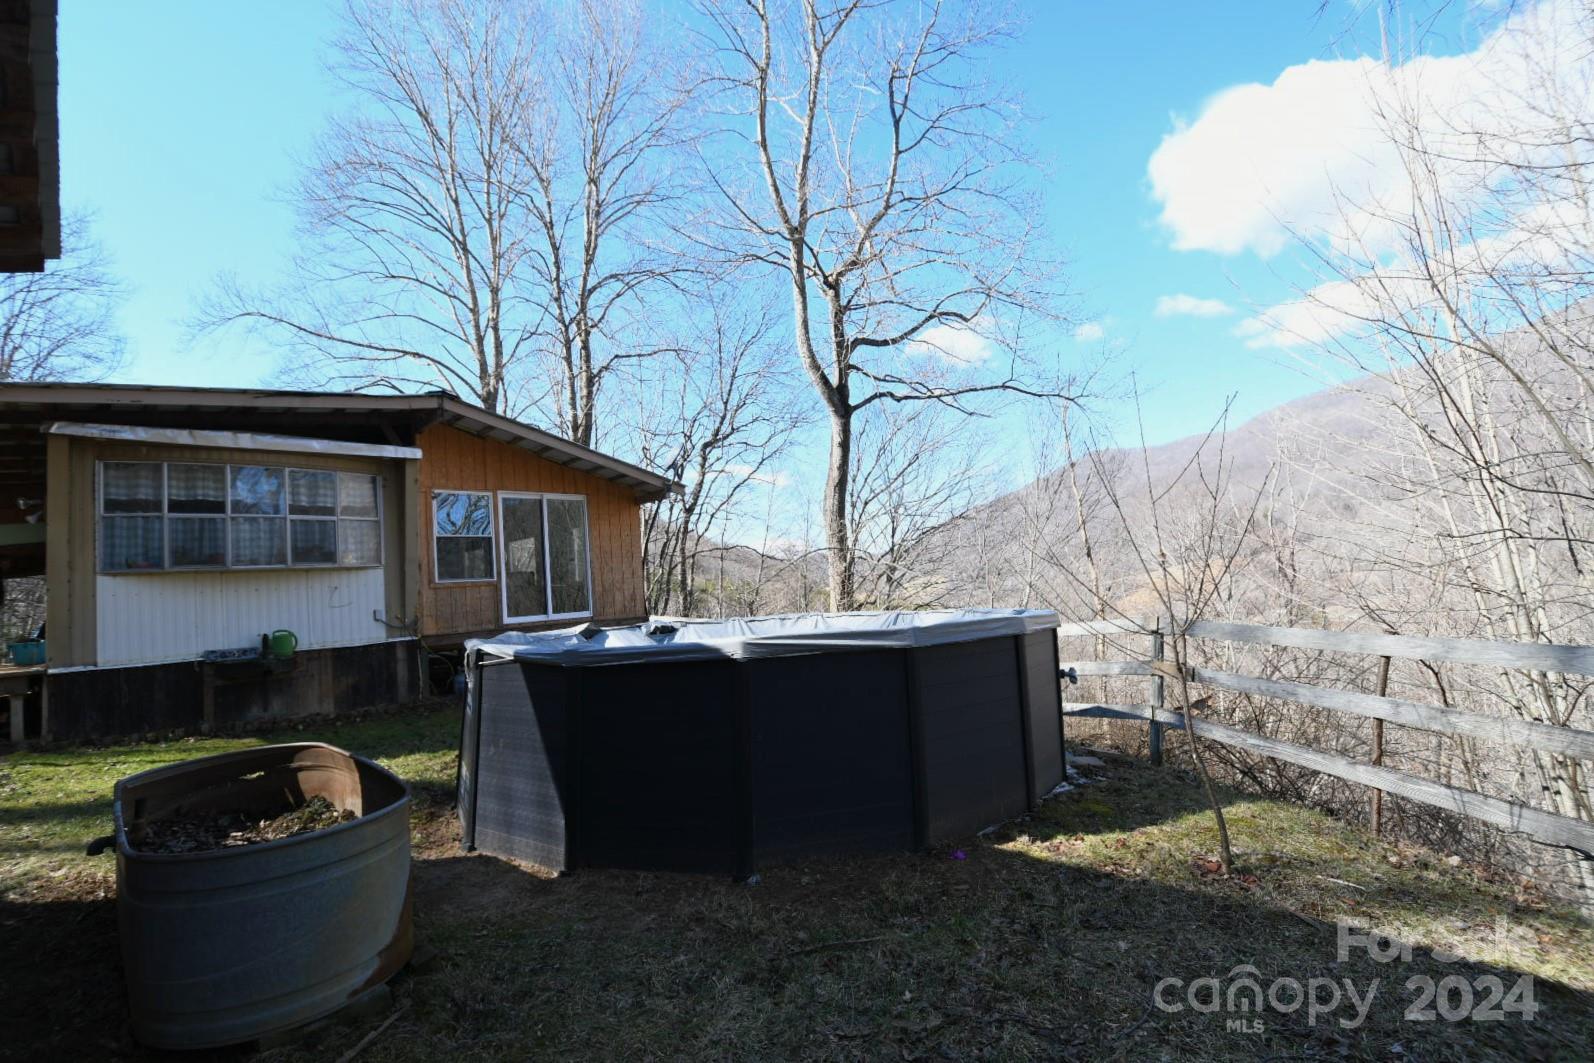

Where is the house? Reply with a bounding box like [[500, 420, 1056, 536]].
[[0, 383, 677, 739]]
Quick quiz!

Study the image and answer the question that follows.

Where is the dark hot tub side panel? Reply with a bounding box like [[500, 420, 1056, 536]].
[[747, 649, 915, 864], [576, 658, 741, 874], [910, 639, 1030, 844], [467, 660, 572, 870]]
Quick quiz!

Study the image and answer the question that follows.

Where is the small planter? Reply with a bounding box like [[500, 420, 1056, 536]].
[[7, 639, 44, 666], [108, 743, 412, 1049]]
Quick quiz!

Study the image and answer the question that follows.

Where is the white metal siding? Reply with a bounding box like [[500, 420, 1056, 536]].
[[95, 568, 392, 667]]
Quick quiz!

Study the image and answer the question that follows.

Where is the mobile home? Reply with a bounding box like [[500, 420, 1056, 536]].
[[0, 383, 675, 739]]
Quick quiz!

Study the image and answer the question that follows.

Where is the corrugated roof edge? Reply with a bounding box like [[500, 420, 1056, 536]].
[[0, 382, 682, 501]]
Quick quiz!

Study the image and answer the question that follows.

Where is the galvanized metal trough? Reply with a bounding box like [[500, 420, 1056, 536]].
[[111, 742, 412, 1050]]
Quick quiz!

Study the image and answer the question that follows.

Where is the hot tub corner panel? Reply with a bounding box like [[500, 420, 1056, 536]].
[[1018, 631, 1066, 804], [466, 659, 575, 870]]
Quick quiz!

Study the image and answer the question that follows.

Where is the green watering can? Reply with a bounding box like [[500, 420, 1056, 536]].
[[267, 629, 298, 660]]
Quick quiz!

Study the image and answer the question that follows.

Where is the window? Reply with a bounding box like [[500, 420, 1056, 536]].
[[97, 461, 384, 573], [100, 463, 164, 571], [288, 470, 336, 564], [167, 464, 228, 566], [496, 492, 591, 622], [498, 495, 544, 616], [433, 491, 495, 582], [546, 498, 591, 616], [337, 473, 382, 565]]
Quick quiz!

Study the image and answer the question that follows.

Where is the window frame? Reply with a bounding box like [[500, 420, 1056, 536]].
[[96, 460, 385, 574], [496, 490, 593, 624], [431, 489, 497, 584]]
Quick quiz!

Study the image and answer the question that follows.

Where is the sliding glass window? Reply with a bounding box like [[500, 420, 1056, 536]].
[[496, 492, 591, 622]]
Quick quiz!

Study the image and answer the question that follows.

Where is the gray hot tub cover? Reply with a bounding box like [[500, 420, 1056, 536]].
[[467, 607, 1060, 666]]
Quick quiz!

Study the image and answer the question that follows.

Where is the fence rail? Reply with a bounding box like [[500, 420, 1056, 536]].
[[1059, 616, 1594, 674], [1057, 618, 1594, 857]]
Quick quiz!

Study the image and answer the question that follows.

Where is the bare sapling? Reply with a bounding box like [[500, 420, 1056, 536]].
[[1056, 394, 1269, 874]]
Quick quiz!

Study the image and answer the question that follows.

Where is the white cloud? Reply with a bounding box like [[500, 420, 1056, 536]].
[[1238, 189, 1594, 349], [1233, 281, 1368, 349], [1158, 1, 1594, 350], [908, 319, 997, 364], [1147, 0, 1594, 259], [1072, 320, 1105, 342], [1150, 57, 1393, 257], [1154, 293, 1233, 318]]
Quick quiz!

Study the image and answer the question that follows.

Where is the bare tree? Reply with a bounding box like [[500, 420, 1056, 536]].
[[0, 216, 124, 382], [1078, 402, 1272, 875], [522, 0, 690, 446], [204, 0, 539, 412], [695, 0, 1065, 610], [203, 0, 683, 439], [632, 299, 801, 615], [847, 401, 990, 609], [1269, 2, 1594, 893]]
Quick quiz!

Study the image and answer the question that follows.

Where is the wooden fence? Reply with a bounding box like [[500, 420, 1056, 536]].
[[1056, 618, 1594, 857]]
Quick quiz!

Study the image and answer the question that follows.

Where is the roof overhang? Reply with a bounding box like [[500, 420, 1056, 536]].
[[0, 383, 682, 501], [427, 395, 681, 500], [45, 422, 423, 461]]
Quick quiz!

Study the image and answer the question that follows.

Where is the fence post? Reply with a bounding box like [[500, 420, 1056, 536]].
[[1371, 655, 1391, 835], [1149, 618, 1165, 767]]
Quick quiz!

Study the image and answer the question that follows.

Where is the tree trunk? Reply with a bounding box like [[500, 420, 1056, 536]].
[[575, 327, 596, 447], [677, 516, 695, 616], [824, 406, 855, 611], [1174, 636, 1236, 874]]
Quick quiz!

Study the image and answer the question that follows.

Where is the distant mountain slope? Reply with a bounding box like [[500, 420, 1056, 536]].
[[676, 375, 1399, 614], [973, 373, 1395, 531]]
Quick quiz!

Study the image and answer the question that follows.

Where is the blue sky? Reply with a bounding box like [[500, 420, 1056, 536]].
[[59, 0, 1491, 452]]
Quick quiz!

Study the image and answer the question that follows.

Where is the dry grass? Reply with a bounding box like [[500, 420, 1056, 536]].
[[2, 705, 1591, 1061]]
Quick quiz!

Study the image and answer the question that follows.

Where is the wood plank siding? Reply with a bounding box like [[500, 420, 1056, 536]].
[[416, 424, 646, 638]]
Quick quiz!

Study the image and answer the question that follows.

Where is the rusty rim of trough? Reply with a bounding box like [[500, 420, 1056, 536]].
[[112, 742, 412, 861]]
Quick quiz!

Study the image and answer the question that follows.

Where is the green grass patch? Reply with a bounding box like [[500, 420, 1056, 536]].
[[0, 704, 459, 896]]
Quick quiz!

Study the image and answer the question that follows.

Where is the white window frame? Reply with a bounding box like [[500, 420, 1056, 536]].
[[432, 489, 497, 584], [96, 460, 385, 574], [496, 491, 593, 624]]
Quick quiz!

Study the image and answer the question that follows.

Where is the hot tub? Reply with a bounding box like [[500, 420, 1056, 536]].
[[459, 609, 1063, 876]]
